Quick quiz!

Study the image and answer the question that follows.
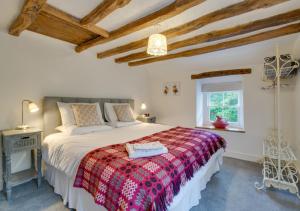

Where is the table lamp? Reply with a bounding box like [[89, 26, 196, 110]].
[[141, 103, 149, 117], [17, 99, 39, 130]]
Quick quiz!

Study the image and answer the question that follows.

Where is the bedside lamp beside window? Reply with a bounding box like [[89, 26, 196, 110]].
[[141, 103, 149, 117], [141, 103, 147, 110], [17, 100, 39, 130], [137, 103, 156, 123]]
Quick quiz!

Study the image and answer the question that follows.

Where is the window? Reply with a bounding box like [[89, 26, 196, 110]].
[[205, 91, 243, 127], [196, 78, 244, 129]]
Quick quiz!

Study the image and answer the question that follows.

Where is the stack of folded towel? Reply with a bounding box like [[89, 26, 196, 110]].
[[125, 141, 168, 159]]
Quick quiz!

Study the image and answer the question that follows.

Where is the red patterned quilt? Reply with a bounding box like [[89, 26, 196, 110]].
[[74, 127, 226, 211]]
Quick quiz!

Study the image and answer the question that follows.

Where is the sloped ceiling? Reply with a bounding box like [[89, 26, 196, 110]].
[[1, 0, 300, 68]]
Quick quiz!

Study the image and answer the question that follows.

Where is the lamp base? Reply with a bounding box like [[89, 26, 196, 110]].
[[16, 125, 30, 130]]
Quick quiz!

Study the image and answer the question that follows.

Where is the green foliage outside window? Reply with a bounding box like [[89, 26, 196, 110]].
[[208, 91, 239, 123]]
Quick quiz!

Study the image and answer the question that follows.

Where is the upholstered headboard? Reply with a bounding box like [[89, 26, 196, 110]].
[[43, 97, 134, 136]]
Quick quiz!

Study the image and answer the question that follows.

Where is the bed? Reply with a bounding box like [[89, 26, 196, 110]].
[[42, 97, 225, 211]]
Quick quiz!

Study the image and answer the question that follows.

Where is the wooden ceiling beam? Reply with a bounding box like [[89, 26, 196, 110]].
[[128, 22, 300, 66], [9, 0, 47, 36], [97, 39, 148, 59], [76, 0, 206, 52], [80, 0, 131, 26], [115, 9, 300, 63], [191, 69, 252, 80], [96, 0, 288, 59], [28, 10, 99, 44], [43, 4, 109, 38]]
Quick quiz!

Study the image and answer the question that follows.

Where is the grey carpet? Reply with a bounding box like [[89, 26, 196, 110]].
[[0, 157, 299, 211]]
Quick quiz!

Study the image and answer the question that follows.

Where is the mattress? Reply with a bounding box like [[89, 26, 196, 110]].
[[42, 123, 224, 211]]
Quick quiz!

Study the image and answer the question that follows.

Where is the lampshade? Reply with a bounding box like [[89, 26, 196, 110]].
[[28, 102, 39, 113], [141, 103, 147, 110], [17, 100, 39, 130], [147, 34, 167, 56]]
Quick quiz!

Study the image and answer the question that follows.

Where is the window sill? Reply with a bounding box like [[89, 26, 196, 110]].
[[196, 125, 245, 133]]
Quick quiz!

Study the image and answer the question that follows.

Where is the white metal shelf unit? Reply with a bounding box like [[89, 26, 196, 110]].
[[255, 48, 300, 199]]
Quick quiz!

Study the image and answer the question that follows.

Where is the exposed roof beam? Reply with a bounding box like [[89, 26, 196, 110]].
[[75, 0, 207, 52], [9, 0, 47, 36], [96, 0, 288, 59], [80, 0, 131, 26], [43, 4, 109, 38], [28, 8, 100, 44], [116, 9, 300, 63], [98, 39, 148, 59], [128, 22, 300, 66], [191, 69, 252, 80]]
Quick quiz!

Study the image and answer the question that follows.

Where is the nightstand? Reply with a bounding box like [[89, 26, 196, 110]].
[[1, 128, 42, 201], [137, 116, 156, 123]]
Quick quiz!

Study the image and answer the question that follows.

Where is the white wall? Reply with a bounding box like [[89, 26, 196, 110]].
[[146, 37, 297, 162], [148, 65, 295, 162], [0, 31, 150, 190]]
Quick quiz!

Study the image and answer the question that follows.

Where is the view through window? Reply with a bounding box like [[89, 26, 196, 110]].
[[207, 91, 240, 123]]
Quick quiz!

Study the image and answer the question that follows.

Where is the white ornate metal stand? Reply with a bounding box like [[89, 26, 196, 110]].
[[255, 47, 300, 199]]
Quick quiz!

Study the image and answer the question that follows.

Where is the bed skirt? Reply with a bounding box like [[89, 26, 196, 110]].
[[45, 148, 224, 211]]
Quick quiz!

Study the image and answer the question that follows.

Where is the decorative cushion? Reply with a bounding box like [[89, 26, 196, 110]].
[[57, 102, 105, 127], [72, 104, 102, 127], [113, 104, 135, 122], [104, 103, 129, 122]]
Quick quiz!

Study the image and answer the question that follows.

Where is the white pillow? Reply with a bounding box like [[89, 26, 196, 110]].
[[55, 125, 113, 135], [57, 102, 105, 127], [57, 102, 75, 127], [107, 120, 142, 128], [104, 103, 136, 122]]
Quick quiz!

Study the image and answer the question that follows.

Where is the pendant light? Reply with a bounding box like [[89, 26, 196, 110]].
[[147, 24, 167, 56]]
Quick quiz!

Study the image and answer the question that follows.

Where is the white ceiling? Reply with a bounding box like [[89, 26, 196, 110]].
[[1, 0, 300, 68]]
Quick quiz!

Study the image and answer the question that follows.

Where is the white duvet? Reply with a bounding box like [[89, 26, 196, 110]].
[[42, 123, 173, 177]]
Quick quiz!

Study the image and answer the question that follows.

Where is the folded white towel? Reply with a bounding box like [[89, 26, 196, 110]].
[[133, 141, 164, 150], [126, 143, 168, 159]]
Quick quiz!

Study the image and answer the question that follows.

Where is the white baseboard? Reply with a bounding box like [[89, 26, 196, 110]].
[[225, 151, 300, 179], [224, 151, 261, 163]]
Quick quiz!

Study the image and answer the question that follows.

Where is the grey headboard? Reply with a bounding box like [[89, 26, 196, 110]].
[[43, 97, 134, 136]]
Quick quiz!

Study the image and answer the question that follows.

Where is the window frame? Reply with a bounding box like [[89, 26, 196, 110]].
[[203, 90, 244, 128]]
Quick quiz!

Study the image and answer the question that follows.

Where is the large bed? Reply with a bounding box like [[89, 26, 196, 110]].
[[42, 97, 225, 211]]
